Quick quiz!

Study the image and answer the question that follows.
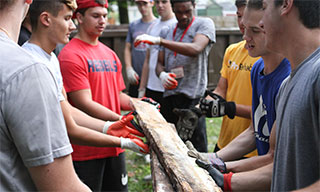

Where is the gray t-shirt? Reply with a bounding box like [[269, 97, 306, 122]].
[[147, 17, 177, 92], [22, 42, 65, 101], [0, 32, 72, 191], [160, 17, 216, 99], [126, 18, 155, 76], [272, 47, 320, 191]]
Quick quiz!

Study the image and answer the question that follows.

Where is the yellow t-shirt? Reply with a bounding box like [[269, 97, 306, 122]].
[[217, 40, 260, 157]]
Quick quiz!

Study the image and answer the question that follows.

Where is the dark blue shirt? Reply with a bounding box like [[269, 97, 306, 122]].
[[251, 58, 291, 155]]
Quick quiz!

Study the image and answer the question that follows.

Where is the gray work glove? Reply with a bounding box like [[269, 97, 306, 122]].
[[186, 141, 227, 173], [173, 107, 202, 140], [196, 159, 224, 189], [200, 91, 236, 119]]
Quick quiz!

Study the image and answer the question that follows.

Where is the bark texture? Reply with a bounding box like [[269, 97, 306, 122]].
[[132, 99, 222, 192]]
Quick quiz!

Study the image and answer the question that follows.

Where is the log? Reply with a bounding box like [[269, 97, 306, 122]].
[[151, 123, 177, 192], [151, 149, 174, 192], [132, 99, 222, 192]]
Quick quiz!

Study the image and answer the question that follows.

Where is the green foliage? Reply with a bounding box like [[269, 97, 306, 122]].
[[126, 152, 153, 192], [206, 117, 222, 152], [125, 117, 222, 191]]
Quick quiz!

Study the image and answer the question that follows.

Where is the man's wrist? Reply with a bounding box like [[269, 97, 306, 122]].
[[103, 121, 113, 134]]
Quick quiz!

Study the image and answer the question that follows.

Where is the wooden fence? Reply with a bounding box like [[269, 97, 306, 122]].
[[99, 25, 242, 91]]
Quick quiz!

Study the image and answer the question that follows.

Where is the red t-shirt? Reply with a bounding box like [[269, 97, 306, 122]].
[[59, 38, 125, 161]]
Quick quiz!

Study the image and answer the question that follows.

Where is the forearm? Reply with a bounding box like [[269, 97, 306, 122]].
[[70, 103, 105, 132], [160, 38, 203, 57], [231, 163, 273, 191], [226, 153, 273, 173], [213, 77, 227, 99], [124, 43, 132, 68], [217, 125, 256, 161], [139, 50, 150, 90], [78, 101, 120, 121], [67, 89, 120, 121], [61, 100, 120, 147], [235, 104, 251, 119], [29, 155, 91, 191], [119, 92, 134, 111], [68, 124, 120, 147], [292, 180, 320, 192], [156, 51, 165, 77]]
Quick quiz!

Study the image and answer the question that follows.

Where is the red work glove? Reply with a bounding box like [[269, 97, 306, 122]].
[[134, 34, 161, 47], [103, 115, 144, 139], [120, 137, 149, 154], [121, 111, 144, 133], [159, 71, 178, 90]]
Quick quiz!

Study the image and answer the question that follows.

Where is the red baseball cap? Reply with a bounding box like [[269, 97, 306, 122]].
[[73, 0, 108, 18], [76, 0, 108, 10], [135, 0, 153, 2]]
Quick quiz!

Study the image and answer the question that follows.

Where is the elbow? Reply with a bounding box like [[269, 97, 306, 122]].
[[266, 148, 275, 162], [187, 46, 204, 57], [188, 48, 202, 57]]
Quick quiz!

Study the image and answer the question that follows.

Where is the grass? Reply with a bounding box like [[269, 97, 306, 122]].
[[125, 117, 222, 192]]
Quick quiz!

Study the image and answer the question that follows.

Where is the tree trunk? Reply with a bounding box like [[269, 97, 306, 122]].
[[118, 0, 129, 24]]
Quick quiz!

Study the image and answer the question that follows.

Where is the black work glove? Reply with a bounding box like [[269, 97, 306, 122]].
[[196, 159, 224, 189], [121, 111, 143, 133], [173, 107, 202, 140], [200, 91, 236, 119]]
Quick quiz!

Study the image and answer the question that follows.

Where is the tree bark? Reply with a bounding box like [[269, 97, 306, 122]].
[[117, 0, 129, 24], [132, 99, 222, 192]]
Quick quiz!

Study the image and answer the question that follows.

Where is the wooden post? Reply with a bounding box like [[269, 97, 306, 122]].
[[132, 99, 222, 192], [150, 149, 174, 192]]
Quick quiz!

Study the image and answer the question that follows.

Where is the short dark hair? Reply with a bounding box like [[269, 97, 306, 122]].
[[274, 0, 319, 28], [29, 0, 76, 30], [0, 0, 15, 10], [247, 0, 263, 10], [235, 0, 247, 8], [170, 0, 195, 7]]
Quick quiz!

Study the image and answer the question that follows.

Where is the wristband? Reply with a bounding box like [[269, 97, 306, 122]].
[[103, 121, 113, 134], [223, 172, 233, 191]]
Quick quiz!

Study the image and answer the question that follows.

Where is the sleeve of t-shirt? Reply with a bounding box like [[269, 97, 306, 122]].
[[2, 63, 72, 167], [196, 18, 216, 44], [59, 50, 91, 93]]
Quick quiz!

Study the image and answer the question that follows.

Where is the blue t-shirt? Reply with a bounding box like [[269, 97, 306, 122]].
[[251, 58, 291, 155]]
